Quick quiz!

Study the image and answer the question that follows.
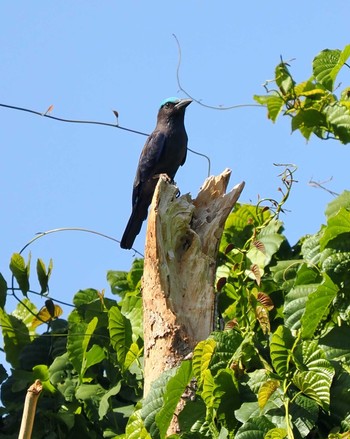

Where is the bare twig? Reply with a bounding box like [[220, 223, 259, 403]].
[[309, 177, 339, 196]]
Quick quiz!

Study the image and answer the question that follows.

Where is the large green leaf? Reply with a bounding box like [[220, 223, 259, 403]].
[[325, 190, 350, 219], [0, 308, 30, 368], [126, 409, 152, 439], [284, 283, 319, 330], [270, 325, 295, 378], [9, 253, 30, 295], [301, 274, 338, 339], [98, 383, 121, 420], [253, 93, 284, 122], [156, 361, 192, 438], [82, 344, 105, 377], [120, 294, 143, 339], [246, 219, 284, 270], [67, 321, 88, 376], [0, 273, 8, 309], [142, 368, 177, 438], [325, 102, 350, 144], [293, 341, 334, 410], [320, 207, 350, 250], [208, 331, 243, 376], [193, 338, 216, 384], [320, 325, 350, 364], [289, 394, 319, 438], [235, 416, 275, 439], [109, 305, 133, 368], [313, 47, 350, 91], [329, 367, 350, 430]]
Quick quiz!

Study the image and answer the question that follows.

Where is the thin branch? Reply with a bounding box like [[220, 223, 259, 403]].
[[0, 102, 212, 176], [309, 177, 339, 196], [173, 34, 261, 111], [0, 102, 149, 136]]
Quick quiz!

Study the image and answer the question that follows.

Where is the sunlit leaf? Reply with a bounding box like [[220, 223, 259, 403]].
[[109, 306, 133, 368], [9, 253, 30, 295], [156, 361, 192, 438], [325, 103, 350, 144], [270, 326, 295, 378], [301, 274, 338, 339], [258, 379, 280, 409], [193, 338, 216, 384]]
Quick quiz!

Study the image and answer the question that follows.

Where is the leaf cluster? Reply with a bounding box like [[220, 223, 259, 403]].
[[254, 45, 350, 143], [0, 258, 144, 438]]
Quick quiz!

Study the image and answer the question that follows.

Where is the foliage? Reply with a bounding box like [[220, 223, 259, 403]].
[[3, 182, 350, 438], [254, 44, 350, 144], [0, 258, 144, 437], [2, 46, 350, 438]]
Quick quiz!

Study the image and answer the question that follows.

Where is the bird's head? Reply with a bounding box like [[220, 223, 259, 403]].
[[157, 97, 192, 124]]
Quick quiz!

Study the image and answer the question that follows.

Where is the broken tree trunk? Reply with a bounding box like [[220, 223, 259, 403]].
[[142, 168, 244, 396]]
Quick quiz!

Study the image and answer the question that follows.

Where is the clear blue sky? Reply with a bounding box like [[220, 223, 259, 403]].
[[1, 2, 349, 360]]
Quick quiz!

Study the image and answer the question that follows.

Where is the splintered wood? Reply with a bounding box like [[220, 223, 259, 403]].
[[142, 169, 244, 396]]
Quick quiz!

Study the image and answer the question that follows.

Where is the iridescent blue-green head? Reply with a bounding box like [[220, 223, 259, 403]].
[[157, 97, 192, 123]]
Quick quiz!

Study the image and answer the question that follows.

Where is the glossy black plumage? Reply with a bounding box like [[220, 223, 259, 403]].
[[120, 97, 192, 249]]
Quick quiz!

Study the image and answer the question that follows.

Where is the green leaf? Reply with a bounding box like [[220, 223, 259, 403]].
[[108, 258, 144, 296], [0, 273, 8, 309], [258, 380, 280, 409], [291, 109, 327, 140], [193, 338, 216, 384], [142, 368, 177, 438], [235, 416, 275, 439], [0, 308, 30, 368], [215, 369, 240, 429], [109, 306, 133, 369], [264, 428, 287, 439], [98, 383, 121, 420], [284, 283, 319, 330], [67, 321, 88, 376], [126, 409, 152, 439], [320, 325, 350, 364], [156, 361, 192, 438], [270, 326, 295, 378], [247, 219, 284, 270], [254, 93, 284, 122], [275, 62, 295, 95], [320, 207, 350, 250], [325, 102, 350, 144], [36, 258, 53, 294], [329, 368, 350, 430], [293, 341, 334, 410], [301, 274, 339, 339], [312, 47, 350, 91], [209, 331, 243, 376], [73, 288, 100, 306], [120, 294, 143, 339], [9, 253, 30, 295], [201, 369, 216, 414], [82, 344, 105, 377], [289, 394, 319, 438], [325, 190, 350, 219]]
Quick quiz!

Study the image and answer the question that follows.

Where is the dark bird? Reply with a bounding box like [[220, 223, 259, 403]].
[[120, 97, 192, 249]]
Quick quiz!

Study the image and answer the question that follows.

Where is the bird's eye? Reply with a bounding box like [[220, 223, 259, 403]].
[[165, 103, 171, 108]]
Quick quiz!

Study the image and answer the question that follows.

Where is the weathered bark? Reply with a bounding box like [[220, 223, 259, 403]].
[[142, 169, 244, 397]]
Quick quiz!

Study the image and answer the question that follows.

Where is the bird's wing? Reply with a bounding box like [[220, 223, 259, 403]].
[[132, 130, 166, 202]]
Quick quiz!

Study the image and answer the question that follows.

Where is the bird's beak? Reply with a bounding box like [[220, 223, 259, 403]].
[[174, 98, 192, 110]]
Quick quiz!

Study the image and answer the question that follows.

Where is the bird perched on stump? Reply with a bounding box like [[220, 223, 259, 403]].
[[120, 97, 192, 249]]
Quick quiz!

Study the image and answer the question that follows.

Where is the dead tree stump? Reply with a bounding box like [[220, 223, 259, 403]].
[[142, 168, 244, 396]]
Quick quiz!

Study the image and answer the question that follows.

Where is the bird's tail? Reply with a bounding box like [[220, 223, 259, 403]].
[[120, 208, 145, 249]]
